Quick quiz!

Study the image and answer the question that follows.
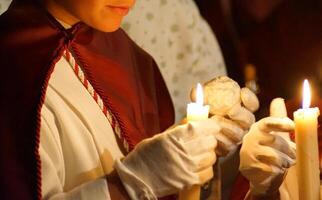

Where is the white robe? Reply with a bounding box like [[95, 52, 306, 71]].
[[40, 55, 124, 200]]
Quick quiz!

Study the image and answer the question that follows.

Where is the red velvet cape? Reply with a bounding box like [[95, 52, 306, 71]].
[[0, 0, 175, 199]]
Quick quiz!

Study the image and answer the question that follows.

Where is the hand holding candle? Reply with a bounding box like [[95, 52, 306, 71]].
[[115, 83, 218, 199], [179, 83, 210, 200], [181, 77, 259, 199], [239, 98, 296, 197], [294, 79, 320, 200], [191, 76, 258, 156]]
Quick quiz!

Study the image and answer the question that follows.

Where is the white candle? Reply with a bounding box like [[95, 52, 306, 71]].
[[294, 79, 320, 200], [187, 83, 210, 121], [179, 83, 209, 200]]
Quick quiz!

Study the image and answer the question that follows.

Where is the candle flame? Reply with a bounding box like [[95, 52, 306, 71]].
[[302, 79, 311, 109], [196, 83, 204, 105]]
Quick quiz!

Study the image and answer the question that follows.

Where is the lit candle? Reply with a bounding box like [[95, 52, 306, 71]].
[[187, 83, 210, 121], [179, 83, 210, 200], [293, 79, 320, 200]]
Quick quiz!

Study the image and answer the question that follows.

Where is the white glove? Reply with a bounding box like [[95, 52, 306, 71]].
[[191, 76, 259, 156], [115, 119, 220, 199], [239, 98, 296, 197]]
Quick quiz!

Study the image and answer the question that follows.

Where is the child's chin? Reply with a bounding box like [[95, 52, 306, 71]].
[[92, 20, 122, 33]]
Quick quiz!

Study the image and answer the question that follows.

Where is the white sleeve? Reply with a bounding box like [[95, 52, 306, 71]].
[[40, 105, 111, 200]]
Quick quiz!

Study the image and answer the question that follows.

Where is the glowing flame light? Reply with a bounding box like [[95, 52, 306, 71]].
[[302, 79, 311, 109], [196, 83, 204, 105]]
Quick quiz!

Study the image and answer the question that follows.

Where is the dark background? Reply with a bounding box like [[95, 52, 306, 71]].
[[194, 2, 322, 195], [195, 0, 322, 117]]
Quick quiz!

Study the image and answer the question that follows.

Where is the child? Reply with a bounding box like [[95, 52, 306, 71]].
[[0, 0, 295, 199], [0, 0, 219, 199]]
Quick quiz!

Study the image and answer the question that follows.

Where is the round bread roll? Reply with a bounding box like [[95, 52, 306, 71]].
[[191, 76, 241, 116]]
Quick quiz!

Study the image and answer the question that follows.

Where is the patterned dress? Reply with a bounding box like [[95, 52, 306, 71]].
[[122, 0, 227, 121], [0, 0, 11, 15]]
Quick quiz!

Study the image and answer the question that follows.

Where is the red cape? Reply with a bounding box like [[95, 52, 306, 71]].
[[0, 0, 174, 199]]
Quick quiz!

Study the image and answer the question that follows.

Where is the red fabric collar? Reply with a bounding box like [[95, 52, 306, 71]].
[[0, 1, 174, 199]]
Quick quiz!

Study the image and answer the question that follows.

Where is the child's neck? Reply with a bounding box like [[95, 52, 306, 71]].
[[44, 0, 79, 27]]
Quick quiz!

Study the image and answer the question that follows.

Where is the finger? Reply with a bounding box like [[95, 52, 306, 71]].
[[256, 146, 296, 169], [192, 151, 217, 172], [270, 98, 287, 117], [197, 167, 214, 184], [170, 120, 216, 142], [245, 165, 285, 193], [260, 165, 287, 193], [240, 163, 277, 184], [169, 123, 198, 142], [183, 134, 217, 156], [249, 124, 296, 159], [265, 136, 296, 160], [241, 87, 259, 112], [269, 98, 295, 140], [211, 115, 245, 142], [258, 117, 294, 133], [197, 119, 222, 136], [227, 104, 256, 129], [215, 133, 238, 156]]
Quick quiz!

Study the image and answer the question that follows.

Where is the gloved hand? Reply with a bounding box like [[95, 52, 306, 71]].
[[114, 119, 220, 199], [239, 98, 296, 197], [191, 76, 259, 156]]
